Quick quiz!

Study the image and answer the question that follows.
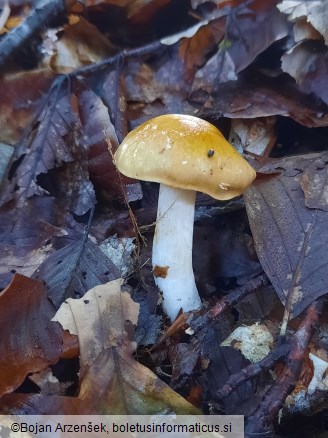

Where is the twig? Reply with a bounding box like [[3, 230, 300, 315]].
[[209, 273, 269, 319], [217, 343, 290, 399], [245, 300, 322, 436]]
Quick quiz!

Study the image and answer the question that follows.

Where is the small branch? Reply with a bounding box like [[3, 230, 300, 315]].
[[209, 273, 269, 319], [217, 343, 290, 399], [245, 300, 322, 436], [71, 39, 165, 78]]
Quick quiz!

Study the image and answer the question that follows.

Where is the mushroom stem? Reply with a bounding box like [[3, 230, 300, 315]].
[[152, 183, 202, 320]]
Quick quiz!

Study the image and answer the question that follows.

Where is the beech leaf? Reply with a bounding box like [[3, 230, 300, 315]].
[[244, 152, 328, 321], [33, 238, 120, 309], [0, 274, 64, 397], [78, 347, 201, 415], [52, 278, 138, 369]]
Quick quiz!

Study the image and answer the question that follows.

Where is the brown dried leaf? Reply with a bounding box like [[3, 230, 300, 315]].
[[179, 20, 225, 83], [53, 279, 138, 370], [0, 274, 64, 397], [169, 343, 200, 383], [127, 0, 171, 24], [78, 347, 201, 414], [244, 152, 328, 320], [293, 17, 322, 42], [229, 117, 276, 156], [278, 0, 328, 45], [0, 69, 54, 145], [191, 5, 288, 92], [48, 17, 116, 74], [281, 41, 328, 105]]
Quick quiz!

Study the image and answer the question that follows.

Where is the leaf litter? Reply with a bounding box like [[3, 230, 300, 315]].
[[0, 0, 328, 434]]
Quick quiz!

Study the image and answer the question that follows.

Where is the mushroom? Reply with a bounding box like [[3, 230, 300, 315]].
[[114, 114, 256, 320]]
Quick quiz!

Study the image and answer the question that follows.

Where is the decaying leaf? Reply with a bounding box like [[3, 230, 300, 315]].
[[53, 279, 200, 414], [277, 0, 328, 45], [78, 347, 201, 414], [33, 238, 120, 309], [190, 4, 288, 92], [1, 81, 81, 204], [0, 69, 54, 145], [0, 197, 67, 289], [203, 71, 328, 128], [47, 16, 116, 73], [76, 82, 142, 202], [0, 143, 14, 186], [281, 41, 328, 105], [52, 279, 138, 369], [0, 274, 64, 397], [179, 19, 225, 82], [0, 393, 93, 415], [229, 117, 276, 156], [244, 152, 328, 324]]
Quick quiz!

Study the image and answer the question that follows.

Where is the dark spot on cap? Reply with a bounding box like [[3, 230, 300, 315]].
[[208, 149, 214, 157]]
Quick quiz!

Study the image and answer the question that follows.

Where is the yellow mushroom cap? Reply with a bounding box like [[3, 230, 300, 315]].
[[114, 114, 256, 200]]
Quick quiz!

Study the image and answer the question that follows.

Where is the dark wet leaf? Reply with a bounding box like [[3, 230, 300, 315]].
[[191, 4, 288, 91], [281, 41, 328, 106], [244, 152, 328, 318], [33, 238, 120, 308], [202, 71, 328, 128], [0, 275, 64, 397], [203, 345, 255, 414], [76, 81, 142, 203], [0, 197, 66, 289], [2, 81, 80, 204]]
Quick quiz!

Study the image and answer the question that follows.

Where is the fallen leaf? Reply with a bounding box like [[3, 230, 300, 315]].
[[0, 275, 64, 397], [53, 279, 200, 414], [48, 16, 116, 73], [244, 152, 328, 320], [76, 82, 142, 203], [201, 71, 328, 128], [293, 17, 322, 42], [52, 279, 138, 369], [0, 142, 14, 186], [0, 393, 93, 414], [29, 367, 73, 396], [127, 0, 171, 24], [1, 81, 81, 204], [281, 41, 328, 105], [229, 117, 276, 156], [33, 238, 120, 309], [78, 347, 201, 414], [191, 3, 288, 91], [178, 19, 225, 82], [169, 343, 200, 383], [277, 0, 328, 45], [0, 197, 67, 289], [0, 69, 54, 145]]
